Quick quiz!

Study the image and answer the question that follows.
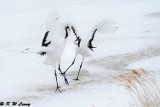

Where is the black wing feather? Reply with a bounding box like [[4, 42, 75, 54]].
[[42, 31, 51, 46], [39, 31, 51, 56], [88, 29, 97, 52]]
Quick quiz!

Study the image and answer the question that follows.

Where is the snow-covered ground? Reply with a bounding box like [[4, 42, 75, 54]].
[[0, 0, 160, 106]]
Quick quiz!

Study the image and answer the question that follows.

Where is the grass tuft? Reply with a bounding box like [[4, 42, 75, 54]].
[[113, 68, 160, 106]]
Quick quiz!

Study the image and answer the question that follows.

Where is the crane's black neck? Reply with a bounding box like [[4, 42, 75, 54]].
[[77, 38, 81, 47], [65, 26, 70, 39]]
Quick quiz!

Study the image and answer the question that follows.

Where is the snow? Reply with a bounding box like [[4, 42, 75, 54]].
[[0, 0, 160, 106], [128, 56, 160, 72]]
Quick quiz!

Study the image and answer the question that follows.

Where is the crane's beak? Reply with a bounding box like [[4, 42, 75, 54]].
[[74, 36, 80, 43], [74, 37, 79, 42]]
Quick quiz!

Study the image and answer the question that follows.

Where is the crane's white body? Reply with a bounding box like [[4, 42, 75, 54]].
[[75, 40, 91, 58], [43, 38, 68, 67]]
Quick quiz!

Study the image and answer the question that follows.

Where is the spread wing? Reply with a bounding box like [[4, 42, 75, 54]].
[[40, 31, 52, 56], [46, 9, 60, 31], [41, 10, 60, 55], [94, 19, 118, 34], [21, 47, 53, 54], [87, 20, 118, 52]]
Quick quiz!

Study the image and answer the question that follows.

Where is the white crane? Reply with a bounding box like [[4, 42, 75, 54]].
[[22, 10, 77, 92], [61, 20, 118, 80]]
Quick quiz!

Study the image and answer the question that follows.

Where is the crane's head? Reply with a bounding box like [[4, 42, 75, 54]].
[[66, 24, 71, 31], [65, 22, 74, 30]]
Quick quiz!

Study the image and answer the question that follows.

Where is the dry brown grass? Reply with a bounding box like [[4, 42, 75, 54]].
[[113, 68, 160, 107]]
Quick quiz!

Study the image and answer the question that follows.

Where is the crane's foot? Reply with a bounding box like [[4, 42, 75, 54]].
[[73, 78, 80, 81], [59, 73, 69, 85], [55, 86, 62, 93]]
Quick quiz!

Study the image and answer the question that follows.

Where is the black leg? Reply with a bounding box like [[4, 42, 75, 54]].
[[58, 64, 63, 74], [58, 64, 69, 85], [54, 70, 61, 92], [62, 57, 76, 75], [73, 61, 83, 81]]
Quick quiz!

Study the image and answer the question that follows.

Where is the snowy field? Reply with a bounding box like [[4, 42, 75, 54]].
[[0, 0, 160, 106]]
